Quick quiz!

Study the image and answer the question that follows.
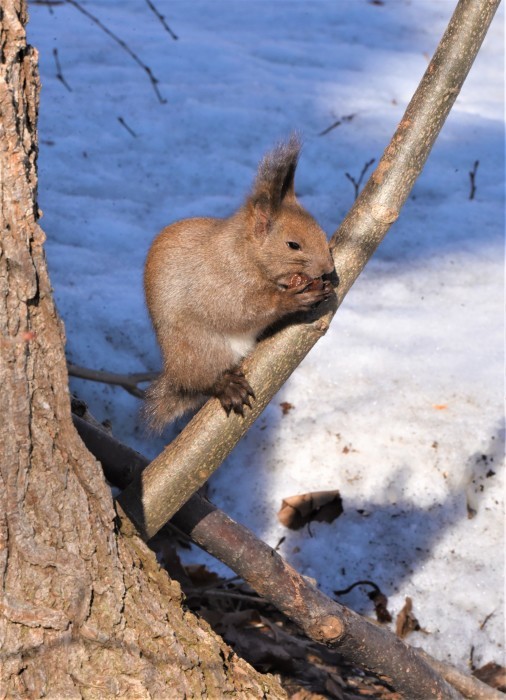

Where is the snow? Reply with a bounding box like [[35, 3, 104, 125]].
[[28, 0, 504, 671]]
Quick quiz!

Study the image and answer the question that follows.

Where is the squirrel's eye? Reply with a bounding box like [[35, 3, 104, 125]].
[[287, 241, 301, 251]]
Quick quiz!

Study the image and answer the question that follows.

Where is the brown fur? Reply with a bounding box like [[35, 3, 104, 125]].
[[144, 136, 335, 432]]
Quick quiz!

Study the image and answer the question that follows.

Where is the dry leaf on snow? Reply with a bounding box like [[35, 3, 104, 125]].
[[278, 490, 343, 530], [395, 597, 421, 639], [473, 662, 506, 691]]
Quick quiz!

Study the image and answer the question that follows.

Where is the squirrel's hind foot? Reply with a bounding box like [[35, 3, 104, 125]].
[[211, 368, 255, 416]]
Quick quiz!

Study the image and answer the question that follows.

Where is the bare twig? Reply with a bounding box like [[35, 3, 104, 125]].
[[145, 0, 178, 40], [469, 159, 479, 199], [117, 0, 501, 544], [65, 0, 167, 104], [319, 119, 341, 136], [67, 362, 156, 398], [117, 116, 137, 138], [318, 113, 355, 137], [334, 579, 382, 596], [52, 48, 72, 91], [345, 158, 375, 200], [479, 609, 495, 630]]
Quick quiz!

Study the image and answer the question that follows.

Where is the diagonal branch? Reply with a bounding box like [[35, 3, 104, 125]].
[[145, 0, 178, 40], [117, 0, 501, 540]]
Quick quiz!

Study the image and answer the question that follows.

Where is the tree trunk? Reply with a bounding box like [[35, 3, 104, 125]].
[[0, 3, 285, 697]]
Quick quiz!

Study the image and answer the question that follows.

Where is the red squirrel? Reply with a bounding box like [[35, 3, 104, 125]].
[[143, 136, 335, 432]]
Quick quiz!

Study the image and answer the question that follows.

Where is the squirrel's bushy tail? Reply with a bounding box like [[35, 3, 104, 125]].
[[143, 374, 204, 434]]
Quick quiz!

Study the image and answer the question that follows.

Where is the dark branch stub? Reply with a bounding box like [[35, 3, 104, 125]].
[[117, 116, 137, 138], [52, 47, 72, 91], [469, 160, 479, 200]]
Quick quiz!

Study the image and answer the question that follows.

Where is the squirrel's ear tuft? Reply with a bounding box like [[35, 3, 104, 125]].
[[248, 134, 301, 228]]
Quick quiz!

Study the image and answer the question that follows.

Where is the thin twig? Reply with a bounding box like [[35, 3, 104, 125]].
[[117, 116, 137, 138], [334, 579, 381, 596], [67, 362, 156, 398], [479, 609, 495, 630], [345, 158, 375, 200], [65, 0, 167, 104], [319, 119, 342, 136], [469, 159, 479, 200], [145, 0, 178, 40], [52, 48, 72, 92], [318, 113, 355, 137], [273, 536, 285, 551]]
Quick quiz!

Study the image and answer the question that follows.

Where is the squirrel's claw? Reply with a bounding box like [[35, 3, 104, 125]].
[[212, 369, 255, 417]]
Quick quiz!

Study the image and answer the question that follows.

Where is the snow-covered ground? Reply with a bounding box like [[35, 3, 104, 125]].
[[28, 0, 504, 671]]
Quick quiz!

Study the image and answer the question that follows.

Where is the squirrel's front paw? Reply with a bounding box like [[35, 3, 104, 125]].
[[211, 368, 255, 416], [284, 276, 334, 310]]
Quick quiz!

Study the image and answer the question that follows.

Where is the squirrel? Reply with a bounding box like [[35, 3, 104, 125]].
[[143, 135, 335, 432]]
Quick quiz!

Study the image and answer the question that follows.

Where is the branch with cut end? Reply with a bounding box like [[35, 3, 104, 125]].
[[67, 362, 156, 398], [73, 416, 505, 700], [117, 0, 501, 542]]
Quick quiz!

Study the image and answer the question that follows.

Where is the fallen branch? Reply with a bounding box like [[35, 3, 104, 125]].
[[117, 0, 501, 541], [67, 362, 156, 398], [72, 415, 505, 700], [415, 649, 503, 700], [167, 500, 462, 700]]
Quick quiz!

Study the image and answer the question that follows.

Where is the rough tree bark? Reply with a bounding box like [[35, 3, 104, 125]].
[[0, 3, 285, 697]]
